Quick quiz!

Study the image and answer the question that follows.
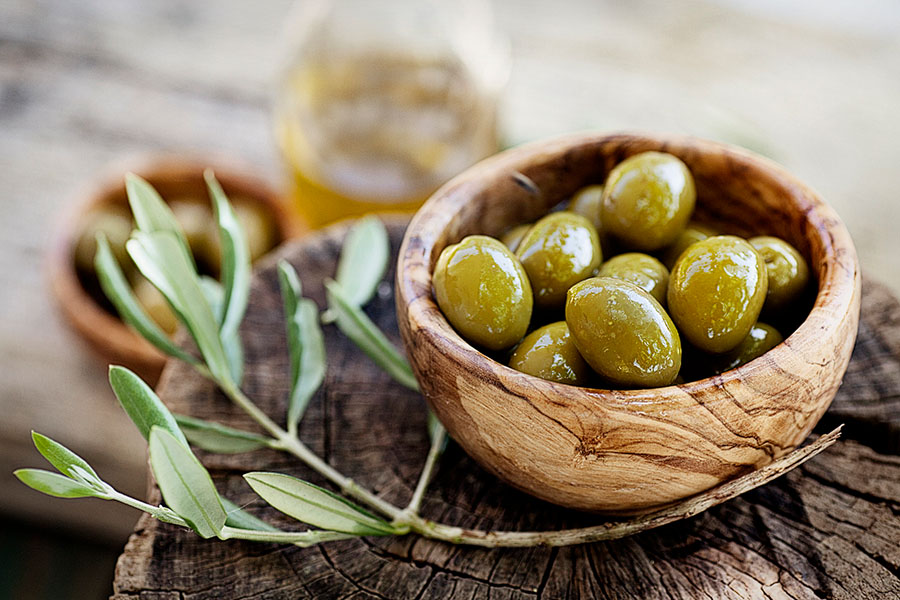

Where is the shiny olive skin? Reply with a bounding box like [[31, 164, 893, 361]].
[[712, 322, 783, 374], [597, 252, 669, 305], [601, 151, 696, 251], [668, 235, 768, 353], [570, 184, 604, 231], [516, 212, 602, 309], [500, 223, 532, 253], [749, 236, 810, 312], [660, 222, 718, 269], [509, 321, 590, 385], [433, 235, 533, 350], [566, 278, 681, 387]]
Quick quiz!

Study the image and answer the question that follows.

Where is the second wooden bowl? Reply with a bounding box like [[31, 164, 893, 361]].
[[395, 132, 860, 514]]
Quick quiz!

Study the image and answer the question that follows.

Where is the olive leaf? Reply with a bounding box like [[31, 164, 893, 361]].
[[244, 472, 399, 536], [426, 410, 449, 456], [31, 431, 100, 482], [149, 427, 227, 539], [14, 469, 104, 499], [277, 261, 327, 431], [198, 276, 243, 385], [109, 365, 189, 447], [324, 280, 418, 390], [125, 173, 195, 270], [174, 414, 272, 454], [94, 233, 196, 365], [324, 216, 389, 321], [127, 230, 232, 384], [205, 171, 250, 380]]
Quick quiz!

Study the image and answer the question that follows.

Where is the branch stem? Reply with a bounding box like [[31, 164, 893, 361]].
[[403, 423, 447, 517]]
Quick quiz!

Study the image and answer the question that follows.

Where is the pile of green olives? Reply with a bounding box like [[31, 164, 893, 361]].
[[432, 151, 813, 388]]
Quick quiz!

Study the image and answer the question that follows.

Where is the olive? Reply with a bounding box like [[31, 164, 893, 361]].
[[133, 276, 177, 335], [234, 198, 278, 261], [749, 236, 810, 312], [433, 235, 533, 350], [659, 222, 718, 269], [569, 184, 604, 231], [601, 151, 696, 251], [500, 224, 532, 253], [566, 277, 681, 387], [509, 321, 590, 385], [570, 184, 616, 257], [74, 206, 133, 273], [597, 252, 669, 305], [667, 235, 767, 353], [711, 322, 783, 374], [515, 212, 602, 309]]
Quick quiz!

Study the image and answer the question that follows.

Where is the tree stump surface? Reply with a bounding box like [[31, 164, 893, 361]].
[[112, 222, 900, 600]]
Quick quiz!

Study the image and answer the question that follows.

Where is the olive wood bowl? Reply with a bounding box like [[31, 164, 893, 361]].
[[48, 155, 304, 384], [396, 132, 860, 514]]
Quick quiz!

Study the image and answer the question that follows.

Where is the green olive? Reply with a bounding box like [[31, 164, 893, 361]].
[[659, 222, 718, 269], [74, 206, 133, 273], [509, 321, 590, 385], [712, 322, 783, 374], [515, 211, 602, 308], [601, 151, 696, 251], [234, 198, 278, 261], [570, 184, 604, 231], [749, 236, 810, 312], [667, 235, 767, 353], [500, 224, 532, 253], [433, 235, 533, 350], [597, 252, 669, 305], [566, 277, 681, 387]]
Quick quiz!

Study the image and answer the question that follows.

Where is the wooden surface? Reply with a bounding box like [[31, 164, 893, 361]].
[[397, 133, 860, 513], [112, 222, 899, 599], [3, 0, 900, 544]]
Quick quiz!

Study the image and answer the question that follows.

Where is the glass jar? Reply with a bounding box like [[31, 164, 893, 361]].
[[273, 0, 508, 228]]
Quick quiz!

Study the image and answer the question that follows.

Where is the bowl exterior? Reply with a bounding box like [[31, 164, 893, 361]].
[[396, 132, 860, 513]]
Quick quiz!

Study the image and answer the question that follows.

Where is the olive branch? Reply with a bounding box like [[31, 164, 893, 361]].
[[15, 173, 841, 547]]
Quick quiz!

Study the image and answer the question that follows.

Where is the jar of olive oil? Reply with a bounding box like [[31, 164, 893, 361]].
[[274, 0, 508, 228]]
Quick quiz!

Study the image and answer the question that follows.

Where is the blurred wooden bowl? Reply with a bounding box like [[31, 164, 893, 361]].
[[396, 132, 860, 514], [48, 155, 303, 384]]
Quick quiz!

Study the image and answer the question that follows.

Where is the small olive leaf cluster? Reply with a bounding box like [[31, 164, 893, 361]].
[[94, 171, 248, 385], [323, 216, 419, 391]]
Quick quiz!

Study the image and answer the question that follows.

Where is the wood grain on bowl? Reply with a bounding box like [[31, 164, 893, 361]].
[[396, 132, 861, 514], [47, 155, 302, 383]]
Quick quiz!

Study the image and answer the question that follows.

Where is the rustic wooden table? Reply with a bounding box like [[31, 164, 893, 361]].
[[112, 223, 899, 599], [1, 0, 899, 562]]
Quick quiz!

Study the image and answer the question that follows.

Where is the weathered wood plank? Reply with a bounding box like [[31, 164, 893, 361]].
[[112, 223, 899, 599]]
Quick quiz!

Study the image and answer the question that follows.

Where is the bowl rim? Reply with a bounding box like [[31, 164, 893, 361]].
[[46, 153, 302, 380], [396, 131, 860, 401]]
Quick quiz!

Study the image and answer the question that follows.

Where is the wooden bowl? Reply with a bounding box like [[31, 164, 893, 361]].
[[395, 132, 861, 514], [48, 155, 303, 384]]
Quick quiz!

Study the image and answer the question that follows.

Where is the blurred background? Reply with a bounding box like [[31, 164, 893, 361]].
[[2, 0, 898, 597]]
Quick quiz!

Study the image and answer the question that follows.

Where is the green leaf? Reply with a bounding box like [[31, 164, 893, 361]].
[[221, 498, 281, 532], [109, 366, 188, 447], [244, 472, 397, 536], [199, 276, 242, 383], [199, 275, 225, 324], [334, 216, 389, 309], [149, 427, 227, 539], [174, 414, 271, 454], [31, 432, 99, 481], [14, 469, 103, 499], [125, 173, 195, 270], [278, 262, 327, 430], [127, 231, 232, 383], [94, 233, 196, 364], [325, 280, 418, 391], [205, 171, 250, 344]]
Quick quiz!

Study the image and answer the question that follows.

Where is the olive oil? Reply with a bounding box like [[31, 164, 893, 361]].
[[274, 52, 499, 228]]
